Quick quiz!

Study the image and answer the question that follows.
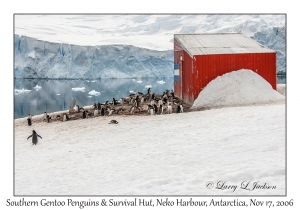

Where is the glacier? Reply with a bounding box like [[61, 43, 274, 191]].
[[14, 26, 285, 79], [14, 34, 174, 79]]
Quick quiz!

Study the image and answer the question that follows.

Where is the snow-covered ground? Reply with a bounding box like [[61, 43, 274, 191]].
[[14, 71, 286, 196]]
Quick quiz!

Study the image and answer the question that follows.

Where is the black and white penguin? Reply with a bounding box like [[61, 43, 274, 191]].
[[109, 119, 118, 124], [147, 87, 151, 95], [167, 102, 172, 114], [82, 110, 87, 119], [100, 106, 105, 116], [27, 130, 42, 145], [148, 104, 154, 115], [74, 105, 80, 112], [62, 113, 69, 122], [46, 115, 51, 123], [27, 114, 32, 126], [153, 104, 158, 114], [94, 109, 99, 117], [158, 104, 163, 115]]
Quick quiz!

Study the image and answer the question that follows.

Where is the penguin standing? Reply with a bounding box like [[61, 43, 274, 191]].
[[83, 110, 87, 119], [167, 102, 172, 114], [100, 106, 105, 116], [179, 103, 183, 113], [158, 104, 163, 115], [153, 104, 158, 114], [148, 105, 154, 115], [94, 109, 99, 117], [27, 130, 42, 145], [46, 115, 51, 123], [62, 113, 69, 122], [27, 114, 32, 126]]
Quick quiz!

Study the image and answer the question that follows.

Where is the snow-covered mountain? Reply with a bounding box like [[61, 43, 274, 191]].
[[14, 15, 286, 79]]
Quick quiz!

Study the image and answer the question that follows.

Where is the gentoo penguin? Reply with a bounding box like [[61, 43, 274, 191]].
[[43, 112, 47, 121], [27, 130, 42, 145], [46, 115, 51, 123], [179, 103, 183, 113], [153, 104, 158, 114], [27, 114, 32, 126], [62, 113, 69, 122], [82, 110, 88, 119], [100, 106, 105, 116], [147, 87, 151, 95], [94, 109, 99, 117], [158, 104, 163, 115], [167, 102, 172, 114], [109, 119, 118, 124], [148, 104, 154, 115], [74, 105, 80, 112]]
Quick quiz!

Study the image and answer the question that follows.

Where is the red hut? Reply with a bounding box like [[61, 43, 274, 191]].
[[174, 33, 276, 105]]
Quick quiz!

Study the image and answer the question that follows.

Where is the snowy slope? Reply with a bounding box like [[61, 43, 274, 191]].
[[14, 15, 286, 79], [14, 103, 285, 196], [14, 68, 286, 195]]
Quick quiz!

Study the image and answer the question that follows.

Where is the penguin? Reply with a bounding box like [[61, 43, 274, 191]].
[[112, 98, 118, 106], [179, 103, 183, 113], [62, 113, 69, 122], [82, 110, 87, 119], [94, 109, 99, 117], [167, 102, 172, 114], [46, 115, 51, 123], [27, 114, 32, 126], [148, 104, 154, 115], [74, 105, 80, 112], [43, 112, 47, 121], [100, 106, 105, 116], [109, 119, 118, 124], [153, 104, 158, 114], [27, 130, 42, 145], [129, 106, 135, 114], [147, 87, 151, 95], [158, 104, 163, 115]]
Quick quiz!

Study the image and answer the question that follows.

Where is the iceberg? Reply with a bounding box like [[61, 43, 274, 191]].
[[15, 88, 31, 95], [71, 87, 86, 92], [88, 90, 101, 96]]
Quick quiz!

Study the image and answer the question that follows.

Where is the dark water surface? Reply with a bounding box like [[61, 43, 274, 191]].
[[14, 78, 173, 119], [14, 75, 286, 119]]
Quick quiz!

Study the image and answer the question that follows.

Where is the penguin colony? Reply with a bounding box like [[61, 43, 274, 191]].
[[27, 88, 189, 125]]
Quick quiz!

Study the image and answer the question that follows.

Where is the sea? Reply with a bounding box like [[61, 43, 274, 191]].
[[14, 76, 286, 119], [14, 77, 173, 119]]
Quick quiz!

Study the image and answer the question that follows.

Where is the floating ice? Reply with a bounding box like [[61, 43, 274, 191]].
[[33, 85, 42, 91], [88, 90, 101, 96], [157, 80, 165, 84], [136, 80, 142, 83], [87, 96, 92, 98], [71, 87, 86, 92], [14, 88, 31, 95], [145, 85, 152, 88], [129, 90, 135, 93], [56, 94, 61, 95]]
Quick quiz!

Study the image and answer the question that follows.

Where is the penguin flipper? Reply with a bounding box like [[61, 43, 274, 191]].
[[37, 134, 42, 139], [27, 135, 32, 140]]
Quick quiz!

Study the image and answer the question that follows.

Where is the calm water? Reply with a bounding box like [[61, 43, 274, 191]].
[[14, 75, 286, 119], [14, 78, 174, 119]]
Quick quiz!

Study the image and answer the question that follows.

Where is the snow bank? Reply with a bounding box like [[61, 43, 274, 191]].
[[192, 69, 285, 109]]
